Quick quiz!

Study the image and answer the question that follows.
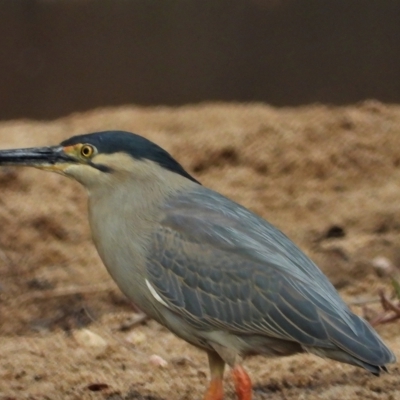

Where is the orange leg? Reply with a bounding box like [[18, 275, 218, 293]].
[[203, 351, 225, 400], [203, 377, 224, 400], [232, 365, 252, 400]]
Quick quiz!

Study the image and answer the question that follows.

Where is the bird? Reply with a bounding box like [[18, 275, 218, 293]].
[[0, 131, 395, 400]]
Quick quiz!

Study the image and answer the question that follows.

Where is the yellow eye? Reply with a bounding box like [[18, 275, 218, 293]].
[[80, 144, 94, 158]]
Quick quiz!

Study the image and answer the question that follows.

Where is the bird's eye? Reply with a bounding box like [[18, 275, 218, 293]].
[[80, 145, 94, 158]]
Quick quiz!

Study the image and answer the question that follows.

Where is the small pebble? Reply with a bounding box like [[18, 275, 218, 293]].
[[73, 329, 108, 356], [125, 331, 147, 345], [149, 354, 168, 368], [371, 256, 394, 277]]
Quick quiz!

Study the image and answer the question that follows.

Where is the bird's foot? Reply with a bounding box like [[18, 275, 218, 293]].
[[232, 365, 252, 400], [203, 377, 224, 400]]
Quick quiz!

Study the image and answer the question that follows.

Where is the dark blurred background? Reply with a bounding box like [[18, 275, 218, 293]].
[[1, 0, 399, 120]]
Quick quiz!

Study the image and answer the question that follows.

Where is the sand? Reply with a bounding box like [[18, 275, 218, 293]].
[[0, 101, 399, 399]]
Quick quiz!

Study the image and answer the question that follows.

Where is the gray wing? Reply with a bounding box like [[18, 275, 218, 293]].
[[147, 186, 394, 365]]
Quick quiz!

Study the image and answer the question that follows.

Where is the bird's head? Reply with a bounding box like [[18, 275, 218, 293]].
[[0, 131, 200, 189]]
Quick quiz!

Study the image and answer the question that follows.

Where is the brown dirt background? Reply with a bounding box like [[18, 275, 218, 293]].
[[0, 101, 400, 399]]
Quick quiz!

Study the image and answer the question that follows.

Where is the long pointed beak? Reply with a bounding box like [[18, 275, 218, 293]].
[[0, 146, 75, 168]]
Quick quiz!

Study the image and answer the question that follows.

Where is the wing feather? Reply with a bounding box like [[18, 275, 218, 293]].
[[146, 186, 395, 365]]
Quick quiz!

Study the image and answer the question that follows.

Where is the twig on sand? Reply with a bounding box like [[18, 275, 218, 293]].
[[349, 297, 382, 306], [83, 305, 149, 331], [14, 282, 116, 304], [364, 289, 400, 327], [118, 313, 149, 331]]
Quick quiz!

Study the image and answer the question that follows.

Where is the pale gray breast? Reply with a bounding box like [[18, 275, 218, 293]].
[[87, 182, 160, 310]]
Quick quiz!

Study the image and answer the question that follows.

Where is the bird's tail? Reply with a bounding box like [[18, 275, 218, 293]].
[[306, 312, 395, 375]]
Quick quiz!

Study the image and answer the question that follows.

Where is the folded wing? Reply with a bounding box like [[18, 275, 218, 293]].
[[146, 186, 395, 369]]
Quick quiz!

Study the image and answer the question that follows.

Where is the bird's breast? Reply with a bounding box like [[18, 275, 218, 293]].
[[87, 191, 158, 309]]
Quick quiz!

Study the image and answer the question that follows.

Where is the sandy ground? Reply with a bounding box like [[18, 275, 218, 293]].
[[0, 101, 400, 399]]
